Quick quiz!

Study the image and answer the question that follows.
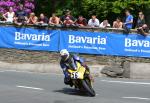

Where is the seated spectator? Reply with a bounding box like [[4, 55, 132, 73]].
[[27, 12, 38, 25], [14, 5, 28, 25], [137, 24, 149, 36], [75, 15, 87, 27], [3, 7, 15, 23], [88, 15, 100, 27], [136, 12, 149, 36], [99, 20, 111, 28], [37, 13, 49, 24], [63, 17, 74, 26], [113, 17, 123, 28], [60, 10, 76, 24], [123, 10, 133, 33], [49, 13, 60, 25]]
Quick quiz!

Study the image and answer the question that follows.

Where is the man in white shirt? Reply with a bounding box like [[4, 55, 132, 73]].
[[88, 15, 100, 27], [100, 20, 111, 28]]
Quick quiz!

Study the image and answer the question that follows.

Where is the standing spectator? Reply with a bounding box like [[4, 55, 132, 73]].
[[3, 7, 15, 23], [136, 11, 145, 28], [88, 15, 100, 27], [60, 10, 76, 24], [136, 12, 149, 36], [122, 10, 134, 34], [49, 13, 60, 25], [38, 13, 49, 24], [27, 12, 38, 25], [123, 10, 134, 29], [99, 20, 111, 28], [14, 5, 28, 25], [113, 17, 123, 28], [75, 15, 87, 27]]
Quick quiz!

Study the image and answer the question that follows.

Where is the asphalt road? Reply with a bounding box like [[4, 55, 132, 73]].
[[0, 69, 150, 103]]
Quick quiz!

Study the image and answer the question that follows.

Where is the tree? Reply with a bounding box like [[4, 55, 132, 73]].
[[35, 0, 150, 25]]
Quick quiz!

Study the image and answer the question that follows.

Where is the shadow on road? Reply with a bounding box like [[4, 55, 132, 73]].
[[53, 88, 89, 97]]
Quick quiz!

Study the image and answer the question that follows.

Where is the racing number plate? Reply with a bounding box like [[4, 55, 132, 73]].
[[71, 72, 79, 79]]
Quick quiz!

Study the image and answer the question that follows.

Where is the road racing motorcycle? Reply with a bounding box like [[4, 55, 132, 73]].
[[67, 62, 96, 97]]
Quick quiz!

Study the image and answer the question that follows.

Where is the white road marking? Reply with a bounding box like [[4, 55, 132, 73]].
[[101, 80, 150, 85], [17, 85, 44, 90], [122, 97, 150, 101]]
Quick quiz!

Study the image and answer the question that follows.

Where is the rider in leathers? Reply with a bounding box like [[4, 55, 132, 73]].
[[60, 49, 91, 86]]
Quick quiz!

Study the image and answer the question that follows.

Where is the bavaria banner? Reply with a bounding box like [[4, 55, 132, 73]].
[[60, 30, 150, 58], [1, 25, 150, 58], [0, 26, 59, 51]]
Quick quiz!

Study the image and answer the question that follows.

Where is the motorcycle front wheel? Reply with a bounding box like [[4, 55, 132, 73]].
[[81, 79, 96, 97]]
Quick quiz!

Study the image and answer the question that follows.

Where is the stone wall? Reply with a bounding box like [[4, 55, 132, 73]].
[[0, 48, 150, 65]]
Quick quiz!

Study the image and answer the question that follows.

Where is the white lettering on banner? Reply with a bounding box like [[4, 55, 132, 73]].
[[14, 42, 28, 45], [125, 49, 138, 52], [15, 32, 50, 41], [68, 45, 106, 50], [28, 43, 42, 46], [125, 38, 150, 47], [68, 35, 107, 45], [141, 50, 150, 53], [14, 42, 50, 47]]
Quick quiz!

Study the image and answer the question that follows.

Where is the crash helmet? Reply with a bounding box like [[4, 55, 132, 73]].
[[60, 49, 70, 61]]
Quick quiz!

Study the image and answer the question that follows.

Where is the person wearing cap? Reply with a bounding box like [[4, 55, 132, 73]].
[[60, 10, 76, 24], [63, 17, 74, 26]]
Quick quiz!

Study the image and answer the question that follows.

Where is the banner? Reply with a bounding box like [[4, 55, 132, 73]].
[[0, 25, 150, 58], [0, 26, 59, 51], [60, 30, 150, 58]]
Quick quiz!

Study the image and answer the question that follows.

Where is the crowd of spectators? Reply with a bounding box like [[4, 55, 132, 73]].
[[0, 1, 149, 36]]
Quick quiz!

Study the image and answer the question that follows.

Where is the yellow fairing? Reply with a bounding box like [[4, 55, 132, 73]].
[[68, 62, 86, 79]]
